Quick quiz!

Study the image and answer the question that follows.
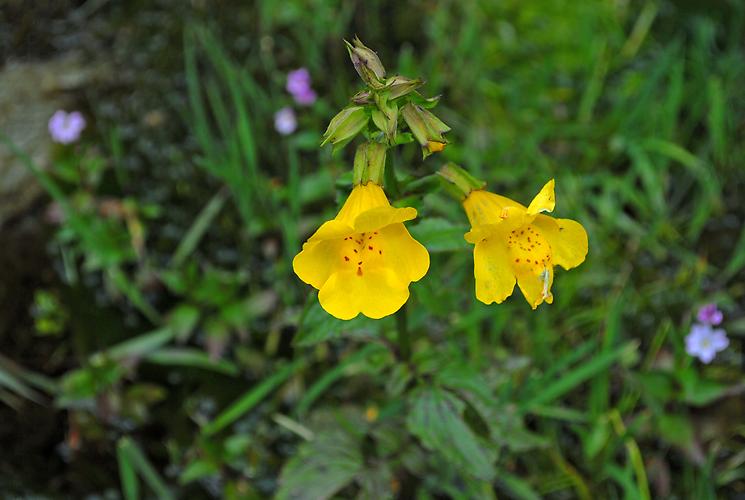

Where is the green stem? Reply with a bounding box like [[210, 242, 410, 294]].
[[396, 303, 410, 361]]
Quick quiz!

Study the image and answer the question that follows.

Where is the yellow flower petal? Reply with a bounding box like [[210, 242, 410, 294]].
[[318, 269, 409, 320], [378, 223, 429, 282], [307, 219, 354, 243], [464, 224, 496, 244], [353, 205, 417, 233], [526, 179, 555, 215], [335, 182, 390, 225], [516, 266, 554, 309], [464, 209, 530, 244], [463, 189, 526, 227], [473, 237, 516, 304], [292, 239, 345, 289], [532, 215, 588, 270]]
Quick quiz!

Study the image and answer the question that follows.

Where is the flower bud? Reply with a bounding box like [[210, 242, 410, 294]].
[[345, 37, 386, 87], [385, 75, 423, 99], [400, 103, 451, 158], [321, 106, 369, 150], [351, 90, 373, 105]]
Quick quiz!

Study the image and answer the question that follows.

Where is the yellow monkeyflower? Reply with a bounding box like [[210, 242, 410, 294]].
[[293, 182, 429, 320], [462, 179, 588, 309]]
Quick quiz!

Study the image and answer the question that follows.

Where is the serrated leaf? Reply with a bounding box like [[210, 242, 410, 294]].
[[276, 427, 363, 500], [293, 301, 385, 347], [406, 387, 495, 481]]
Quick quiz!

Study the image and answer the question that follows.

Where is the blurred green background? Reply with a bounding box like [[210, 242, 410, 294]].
[[1, 0, 744, 498]]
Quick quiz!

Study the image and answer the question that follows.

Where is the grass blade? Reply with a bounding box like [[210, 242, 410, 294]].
[[170, 188, 229, 267], [203, 358, 306, 436], [519, 341, 638, 413]]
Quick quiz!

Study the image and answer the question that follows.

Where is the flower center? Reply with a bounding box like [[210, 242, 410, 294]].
[[341, 231, 383, 276], [507, 224, 552, 276]]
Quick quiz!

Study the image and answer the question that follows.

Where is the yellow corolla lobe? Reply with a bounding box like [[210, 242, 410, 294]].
[[462, 179, 587, 309], [293, 182, 429, 319]]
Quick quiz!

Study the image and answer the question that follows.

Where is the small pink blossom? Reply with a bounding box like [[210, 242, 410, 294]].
[[286, 68, 311, 94], [48, 110, 86, 144], [293, 87, 317, 106], [286, 68, 316, 106], [696, 303, 723, 326]]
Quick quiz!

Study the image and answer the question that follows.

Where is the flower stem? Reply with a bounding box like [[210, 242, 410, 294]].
[[396, 303, 411, 361]]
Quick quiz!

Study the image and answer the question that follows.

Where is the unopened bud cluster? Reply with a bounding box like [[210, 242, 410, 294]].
[[321, 37, 451, 159]]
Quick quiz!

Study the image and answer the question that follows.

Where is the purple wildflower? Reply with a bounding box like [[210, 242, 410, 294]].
[[286, 68, 317, 106], [274, 107, 297, 135], [48, 110, 86, 144], [293, 87, 317, 106], [286, 68, 311, 94], [685, 323, 728, 364], [697, 303, 723, 326]]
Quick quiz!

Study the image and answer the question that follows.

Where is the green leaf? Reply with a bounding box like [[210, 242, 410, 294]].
[[170, 188, 228, 267], [657, 413, 694, 448], [295, 344, 385, 416], [103, 327, 176, 361], [202, 358, 306, 436], [520, 341, 638, 413], [409, 217, 469, 253], [145, 348, 239, 376], [293, 301, 384, 347], [679, 371, 730, 406], [497, 470, 542, 500], [117, 437, 174, 500], [723, 223, 745, 280], [179, 459, 219, 485], [167, 304, 201, 342], [406, 386, 495, 481], [117, 439, 139, 500], [0, 365, 43, 404], [276, 427, 363, 500]]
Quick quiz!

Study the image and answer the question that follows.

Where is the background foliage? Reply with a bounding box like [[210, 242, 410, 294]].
[[1, 0, 744, 498]]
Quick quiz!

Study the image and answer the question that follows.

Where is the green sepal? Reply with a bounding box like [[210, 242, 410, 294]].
[[344, 37, 386, 88], [353, 142, 387, 186], [321, 106, 369, 149], [437, 163, 486, 200], [385, 75, 424, 99], [372, 92, 398, 143], [401, 103, 451, 158]]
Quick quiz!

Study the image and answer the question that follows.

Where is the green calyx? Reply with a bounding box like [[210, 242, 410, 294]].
[[437, 163, 486, 200], [345, 37, 386, 88], [321, 38, 448, 151], [320, 106, 369, 152], [400, 103, 451, 159], [353, 142, 387, 186]]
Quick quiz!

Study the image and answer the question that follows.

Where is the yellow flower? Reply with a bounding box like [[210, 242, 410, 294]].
[[462, 179, 588, 309], [426, 140, 446, 153], [293, 182, 430, 320]]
